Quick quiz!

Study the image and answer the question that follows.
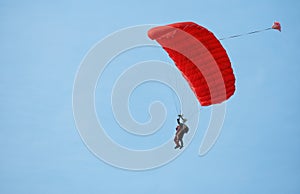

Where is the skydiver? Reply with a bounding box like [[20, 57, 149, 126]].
[[174, 114, 189, 149]]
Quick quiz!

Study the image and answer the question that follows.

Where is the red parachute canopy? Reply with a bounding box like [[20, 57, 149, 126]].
[[148, 22, 236, 106]]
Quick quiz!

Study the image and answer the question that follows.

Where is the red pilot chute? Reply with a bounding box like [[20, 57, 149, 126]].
[[272, 21, 281, 31]]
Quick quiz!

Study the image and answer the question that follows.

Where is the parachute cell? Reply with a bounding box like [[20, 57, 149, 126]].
[[148, 22, 236, 106]]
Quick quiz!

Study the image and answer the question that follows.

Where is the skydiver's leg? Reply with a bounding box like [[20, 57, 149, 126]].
[[174, 136, 180, 149], [179, 138, 183, 149]]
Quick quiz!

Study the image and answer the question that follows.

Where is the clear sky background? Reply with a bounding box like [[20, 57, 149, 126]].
[[1, 0, 300, 193]]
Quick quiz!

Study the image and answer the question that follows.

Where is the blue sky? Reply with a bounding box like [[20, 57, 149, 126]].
[[1, 0, 300, 193]]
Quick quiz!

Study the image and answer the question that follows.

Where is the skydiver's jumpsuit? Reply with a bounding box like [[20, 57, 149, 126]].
[[174, 118, 186, 149]]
